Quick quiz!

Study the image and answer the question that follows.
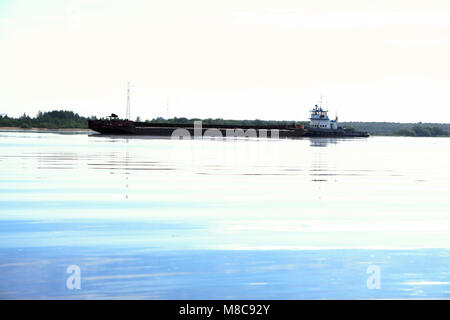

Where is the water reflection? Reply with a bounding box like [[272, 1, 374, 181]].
[[1, 131, 450, 299], [309, 138, 339, 147]]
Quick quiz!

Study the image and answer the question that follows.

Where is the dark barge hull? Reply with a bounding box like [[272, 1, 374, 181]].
[[88, 120, 369, 138], [305, 128, 370, 137]]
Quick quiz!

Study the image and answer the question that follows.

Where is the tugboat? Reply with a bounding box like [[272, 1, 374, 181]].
[[305, 103, 369, 137]]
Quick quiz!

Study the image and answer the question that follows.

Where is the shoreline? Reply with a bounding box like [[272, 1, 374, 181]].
[[0, 127, 93, 132]]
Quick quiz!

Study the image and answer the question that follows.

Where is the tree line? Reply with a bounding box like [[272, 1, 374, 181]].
[[0, 110, 95, 129], [144, 116, 305, 127], [342, 122, 450, 136]]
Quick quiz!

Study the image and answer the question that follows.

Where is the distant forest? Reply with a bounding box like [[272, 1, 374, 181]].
[[342, 122, 450, 137], [0, 110, 449, 137], [0, 110, 95, 129]]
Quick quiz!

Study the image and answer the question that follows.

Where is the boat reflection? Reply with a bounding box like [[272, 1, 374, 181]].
[[309, 138, 339, 147]]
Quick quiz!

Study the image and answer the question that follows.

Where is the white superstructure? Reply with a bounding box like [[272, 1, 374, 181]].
[[309, 103, 338, 130]]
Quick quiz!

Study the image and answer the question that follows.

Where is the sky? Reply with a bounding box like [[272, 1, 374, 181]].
[[1, 0, 450, 123]]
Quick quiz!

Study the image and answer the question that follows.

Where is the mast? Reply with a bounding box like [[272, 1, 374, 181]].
[[126, 81, 131, 120], [166, 96, 169, 119]]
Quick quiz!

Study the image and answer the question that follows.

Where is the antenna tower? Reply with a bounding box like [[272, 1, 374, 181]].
[[166, 97, 169, 119], [126, 82, 131, 120]]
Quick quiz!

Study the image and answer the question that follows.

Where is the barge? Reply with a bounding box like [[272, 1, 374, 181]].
[[88, 103, 369, 138]]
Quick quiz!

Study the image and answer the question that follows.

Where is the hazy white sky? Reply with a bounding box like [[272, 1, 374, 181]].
[[1, 0, 450, 122]]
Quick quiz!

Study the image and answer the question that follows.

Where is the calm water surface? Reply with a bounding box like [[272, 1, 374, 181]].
[[0, 130, 450, 299]]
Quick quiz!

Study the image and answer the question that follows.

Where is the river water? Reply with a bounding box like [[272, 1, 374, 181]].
[[0, 130, 450, 299]]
